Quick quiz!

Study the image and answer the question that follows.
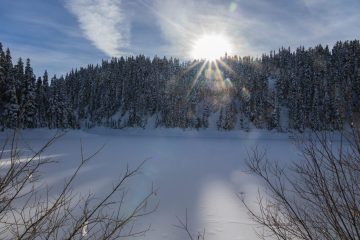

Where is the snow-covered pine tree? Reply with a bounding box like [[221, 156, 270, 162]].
[[41, 71, 51, 127], [222, 101, 237, 130], [1, 48, 20, 129], [14, 58, 24, 107], [3, 71, 19, 128], [22, 59, 37, 128], [0, 44, 6, 128]]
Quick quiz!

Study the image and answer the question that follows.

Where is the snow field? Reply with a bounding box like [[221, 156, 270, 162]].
[[0, 128, 299, 240]]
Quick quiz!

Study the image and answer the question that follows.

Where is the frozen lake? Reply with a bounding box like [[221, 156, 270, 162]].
[[0, 128, 299, 240]]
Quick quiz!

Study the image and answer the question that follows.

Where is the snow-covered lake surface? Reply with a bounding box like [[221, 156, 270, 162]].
[[0, 128, 300, 240]]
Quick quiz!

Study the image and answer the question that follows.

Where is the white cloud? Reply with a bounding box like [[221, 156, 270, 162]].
[[66, 0, 130, 57], [152, 0, 360, 58], [152, 0, 269, 58]]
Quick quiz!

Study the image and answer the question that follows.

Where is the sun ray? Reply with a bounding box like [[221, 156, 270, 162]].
[[187, 60, 208, 97], [183, 60, 202, 75], [164, 60, 196, 96], [217, 59, 235, 75], [214, 61, 225, 84], [206, 60, 213, 80]]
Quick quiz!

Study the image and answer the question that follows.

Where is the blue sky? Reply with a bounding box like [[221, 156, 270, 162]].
[[1, 0, 359, 77]]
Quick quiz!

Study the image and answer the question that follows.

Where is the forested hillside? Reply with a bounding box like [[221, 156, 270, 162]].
[[1, 41, 359, 131]]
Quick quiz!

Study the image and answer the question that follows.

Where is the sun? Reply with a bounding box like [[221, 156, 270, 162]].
[[191, 34, 233, 61]]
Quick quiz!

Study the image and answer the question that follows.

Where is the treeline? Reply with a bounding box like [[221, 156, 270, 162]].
[[0, 40, 359, 131]]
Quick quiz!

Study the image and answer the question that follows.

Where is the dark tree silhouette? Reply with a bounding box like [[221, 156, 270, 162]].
[[242, 128, 360, 240], [0, 131, 157, 239]]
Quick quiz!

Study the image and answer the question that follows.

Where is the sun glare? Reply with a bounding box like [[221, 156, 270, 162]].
[[191, 34, 233, 61]]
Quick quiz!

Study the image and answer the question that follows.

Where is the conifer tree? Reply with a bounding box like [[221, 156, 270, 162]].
[[1, 48, 19, 128], [3, 72, 19, 128], [22, 59, 37, 128], [0, 43, 5, 123]]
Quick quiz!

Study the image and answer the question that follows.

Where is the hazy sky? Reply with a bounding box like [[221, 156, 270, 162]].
[[0, 0, 359, 77]]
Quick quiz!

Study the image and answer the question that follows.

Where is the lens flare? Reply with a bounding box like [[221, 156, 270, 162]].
[[229, 2, 238, 12]]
